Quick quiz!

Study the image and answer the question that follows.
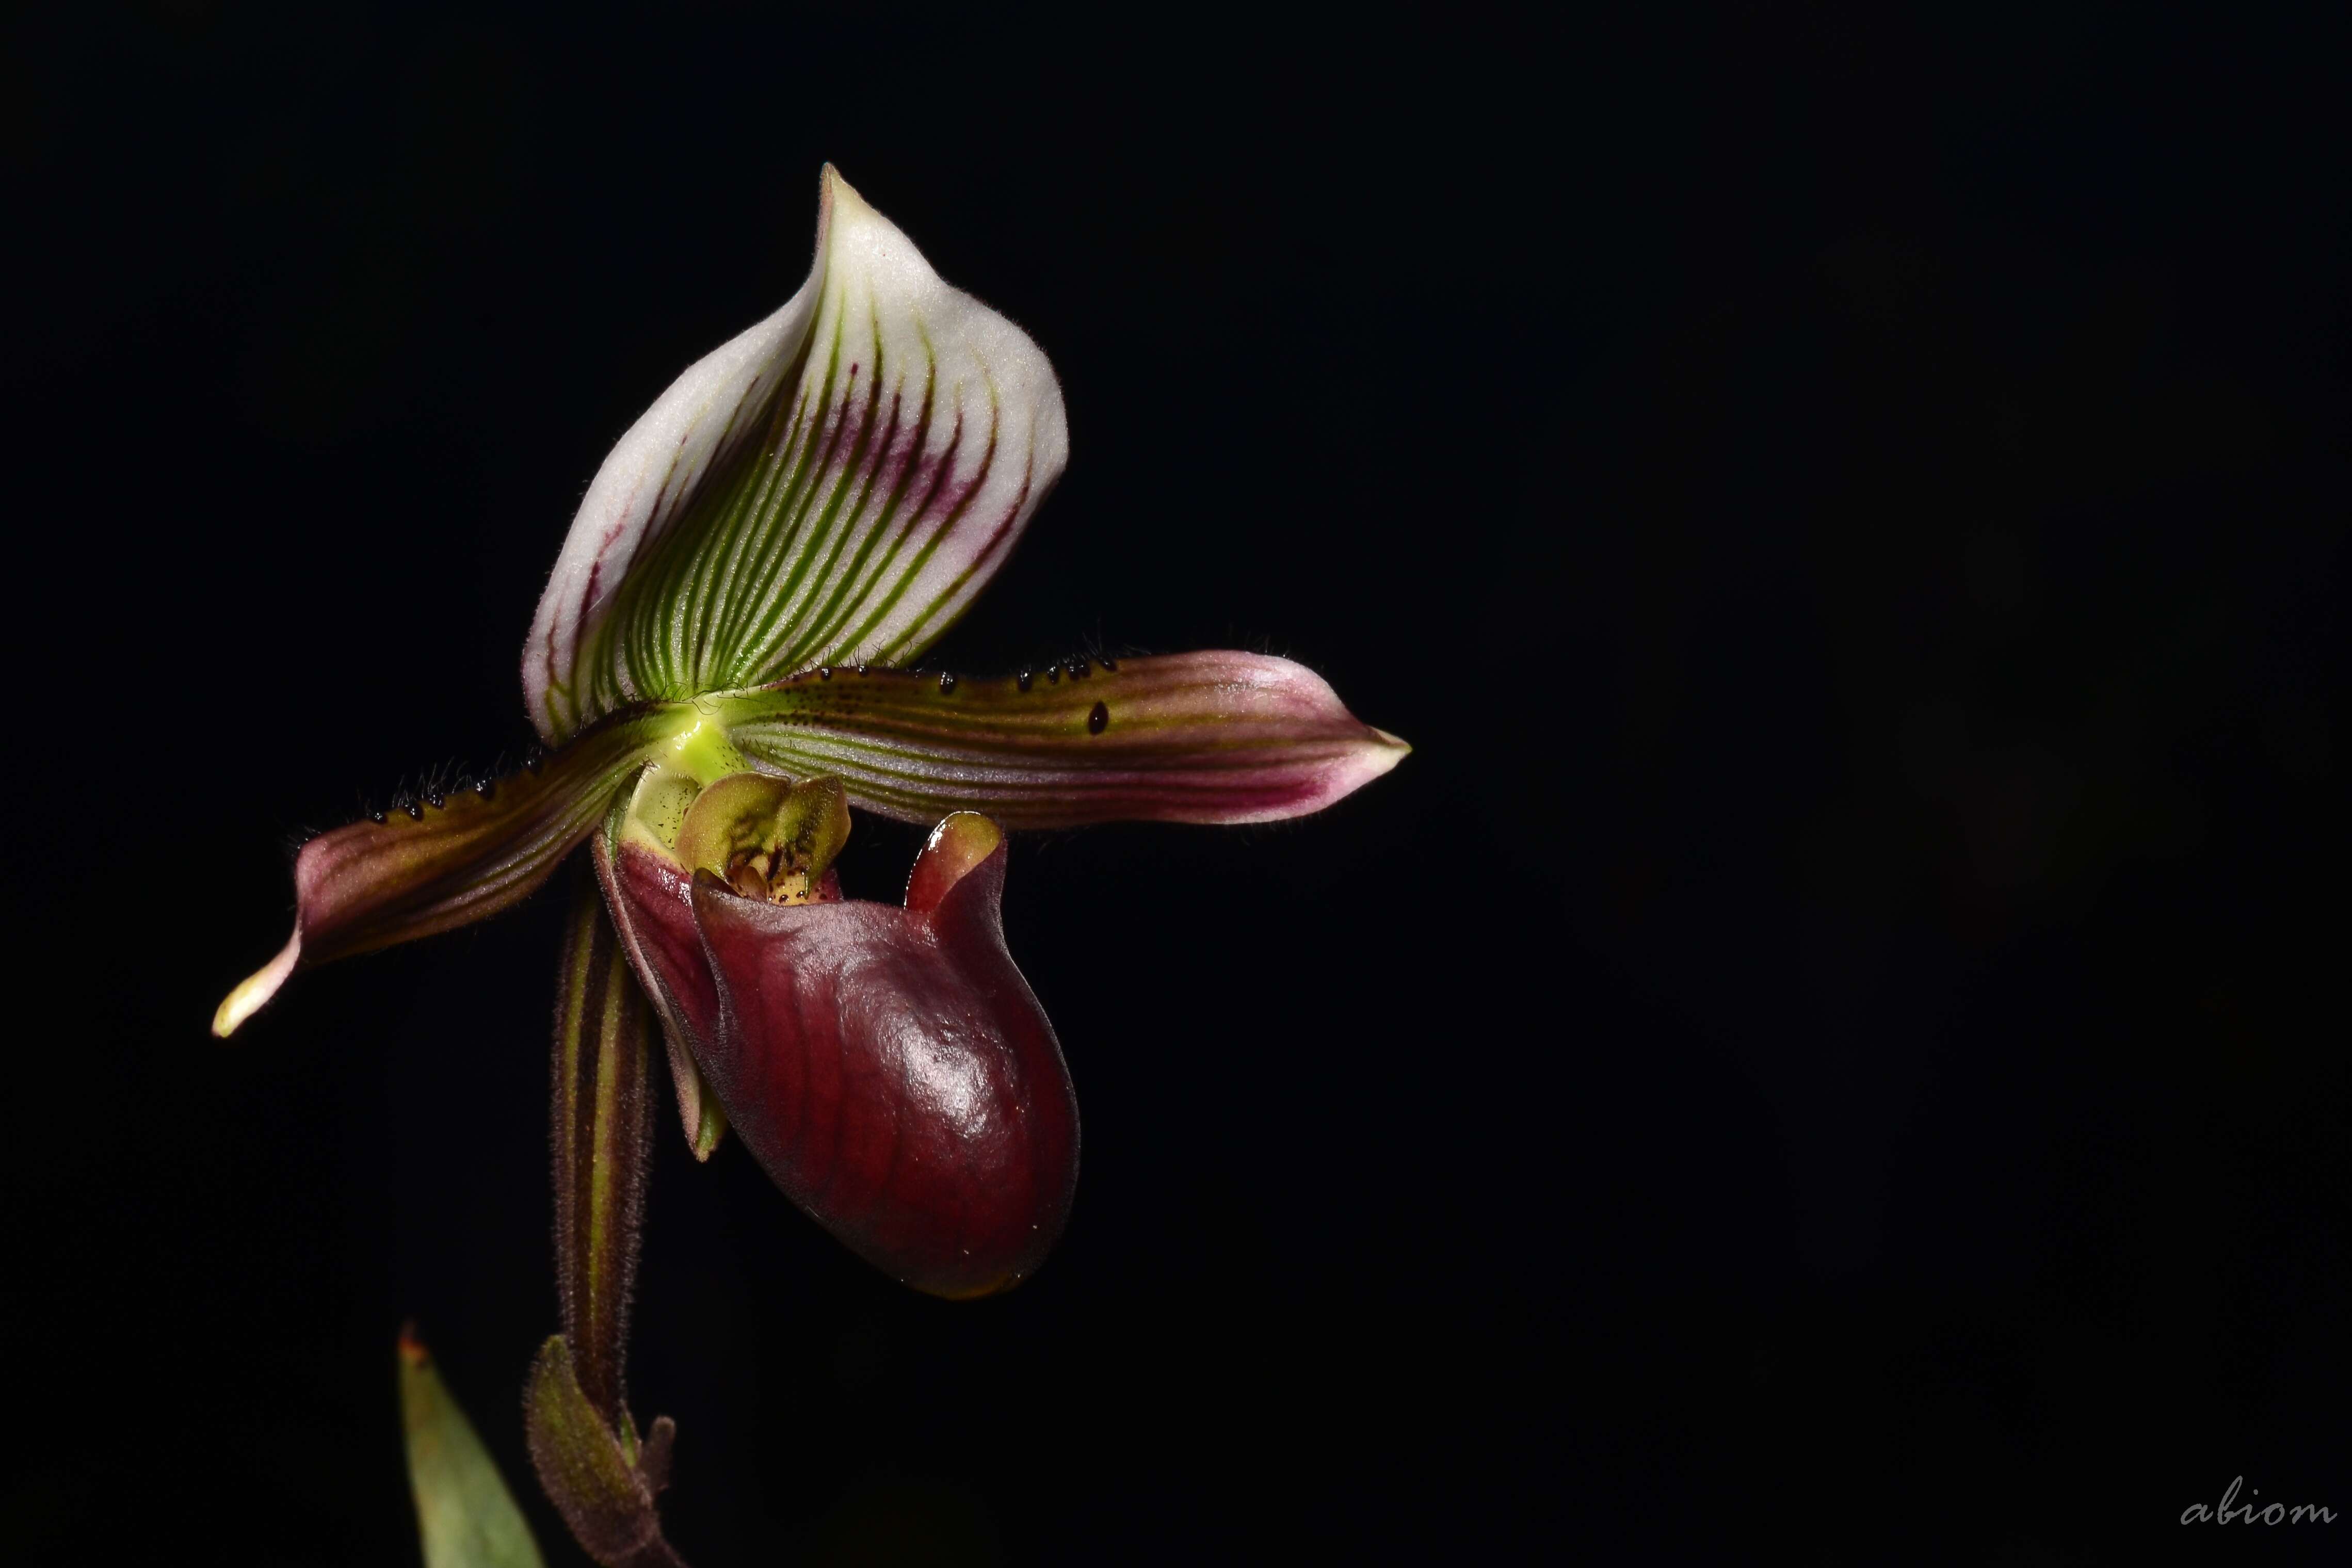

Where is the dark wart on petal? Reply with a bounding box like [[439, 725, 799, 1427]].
[[1088, 701, 1109, 735], [1017, 669, 1034, 692], [938, 672, 958, 695], [352, 745, 568, 831]]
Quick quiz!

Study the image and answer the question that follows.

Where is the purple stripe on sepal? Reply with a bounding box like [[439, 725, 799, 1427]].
[[525, 167, 1068, 743], [213, 707, 670, 1036], [717, 651, 1409, 830]]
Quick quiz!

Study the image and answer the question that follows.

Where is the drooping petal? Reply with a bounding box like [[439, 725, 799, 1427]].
[[713, 652, 1409, 829], [399, 1326, 547, 1568], [526, 166, 1068, 743], [551, 871, 656, 1429], [212, 706, 677, 1037]]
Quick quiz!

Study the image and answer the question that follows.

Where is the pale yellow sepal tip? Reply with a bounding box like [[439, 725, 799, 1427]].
[[1361, 728, 1412, 779], [212, 934, 301, 1038]]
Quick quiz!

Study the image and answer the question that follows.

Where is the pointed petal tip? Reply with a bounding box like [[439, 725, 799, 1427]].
[[820, 163, 878, 221], [1352, 725, 1410, 780], [1282, 722, 1407, 818], [723, 653, 1402, 829], [212, 932, 301, 1038]]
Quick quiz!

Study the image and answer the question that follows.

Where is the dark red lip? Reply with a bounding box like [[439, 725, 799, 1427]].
[[611, 826, 1078, 1298]]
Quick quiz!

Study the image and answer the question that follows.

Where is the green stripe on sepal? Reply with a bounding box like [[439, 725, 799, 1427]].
[[714, 652, 1409, 830], [525, 166, 1068, 743], [400, 1326, 547, 1568], [213, 704, 688, 1037]]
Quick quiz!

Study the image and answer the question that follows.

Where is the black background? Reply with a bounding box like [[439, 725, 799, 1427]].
[[4, 5, 2346, 1563]]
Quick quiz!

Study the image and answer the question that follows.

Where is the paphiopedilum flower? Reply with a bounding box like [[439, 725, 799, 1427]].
[[213, 167, 1402, 1561]]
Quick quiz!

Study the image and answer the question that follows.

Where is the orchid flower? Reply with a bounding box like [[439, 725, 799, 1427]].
[[213, 167, 1403, 1561]]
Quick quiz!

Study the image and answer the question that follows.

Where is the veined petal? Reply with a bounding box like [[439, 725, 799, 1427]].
[[713, 653, 1409, 829], [212, 707, 678, 1037], [526, 166, 1068, 742]]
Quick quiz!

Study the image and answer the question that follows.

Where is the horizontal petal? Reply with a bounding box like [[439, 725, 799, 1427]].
[[526, 166, 1068, 742], [212, 707, 678, 1037], [714, 652, 1409, 829]]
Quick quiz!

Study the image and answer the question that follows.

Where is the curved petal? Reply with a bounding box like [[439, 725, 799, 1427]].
[[715, 652, 1409, 829], [212, 707, 676, 1037], [526, 166, 1069, 742]]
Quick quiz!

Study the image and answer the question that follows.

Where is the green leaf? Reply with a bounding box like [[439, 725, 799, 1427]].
[[714, 652, 1409, 829], [526, 165, 1068, 743], [399, 1327, 546, 1568]]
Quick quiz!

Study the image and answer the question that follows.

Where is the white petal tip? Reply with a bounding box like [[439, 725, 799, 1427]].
[[1316, 727, 1409, 809], [213, 933, 301, 1039]]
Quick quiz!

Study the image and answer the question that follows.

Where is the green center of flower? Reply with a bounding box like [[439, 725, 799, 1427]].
[[659, 713, 751, 786], [620, 757, 851, 907]]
